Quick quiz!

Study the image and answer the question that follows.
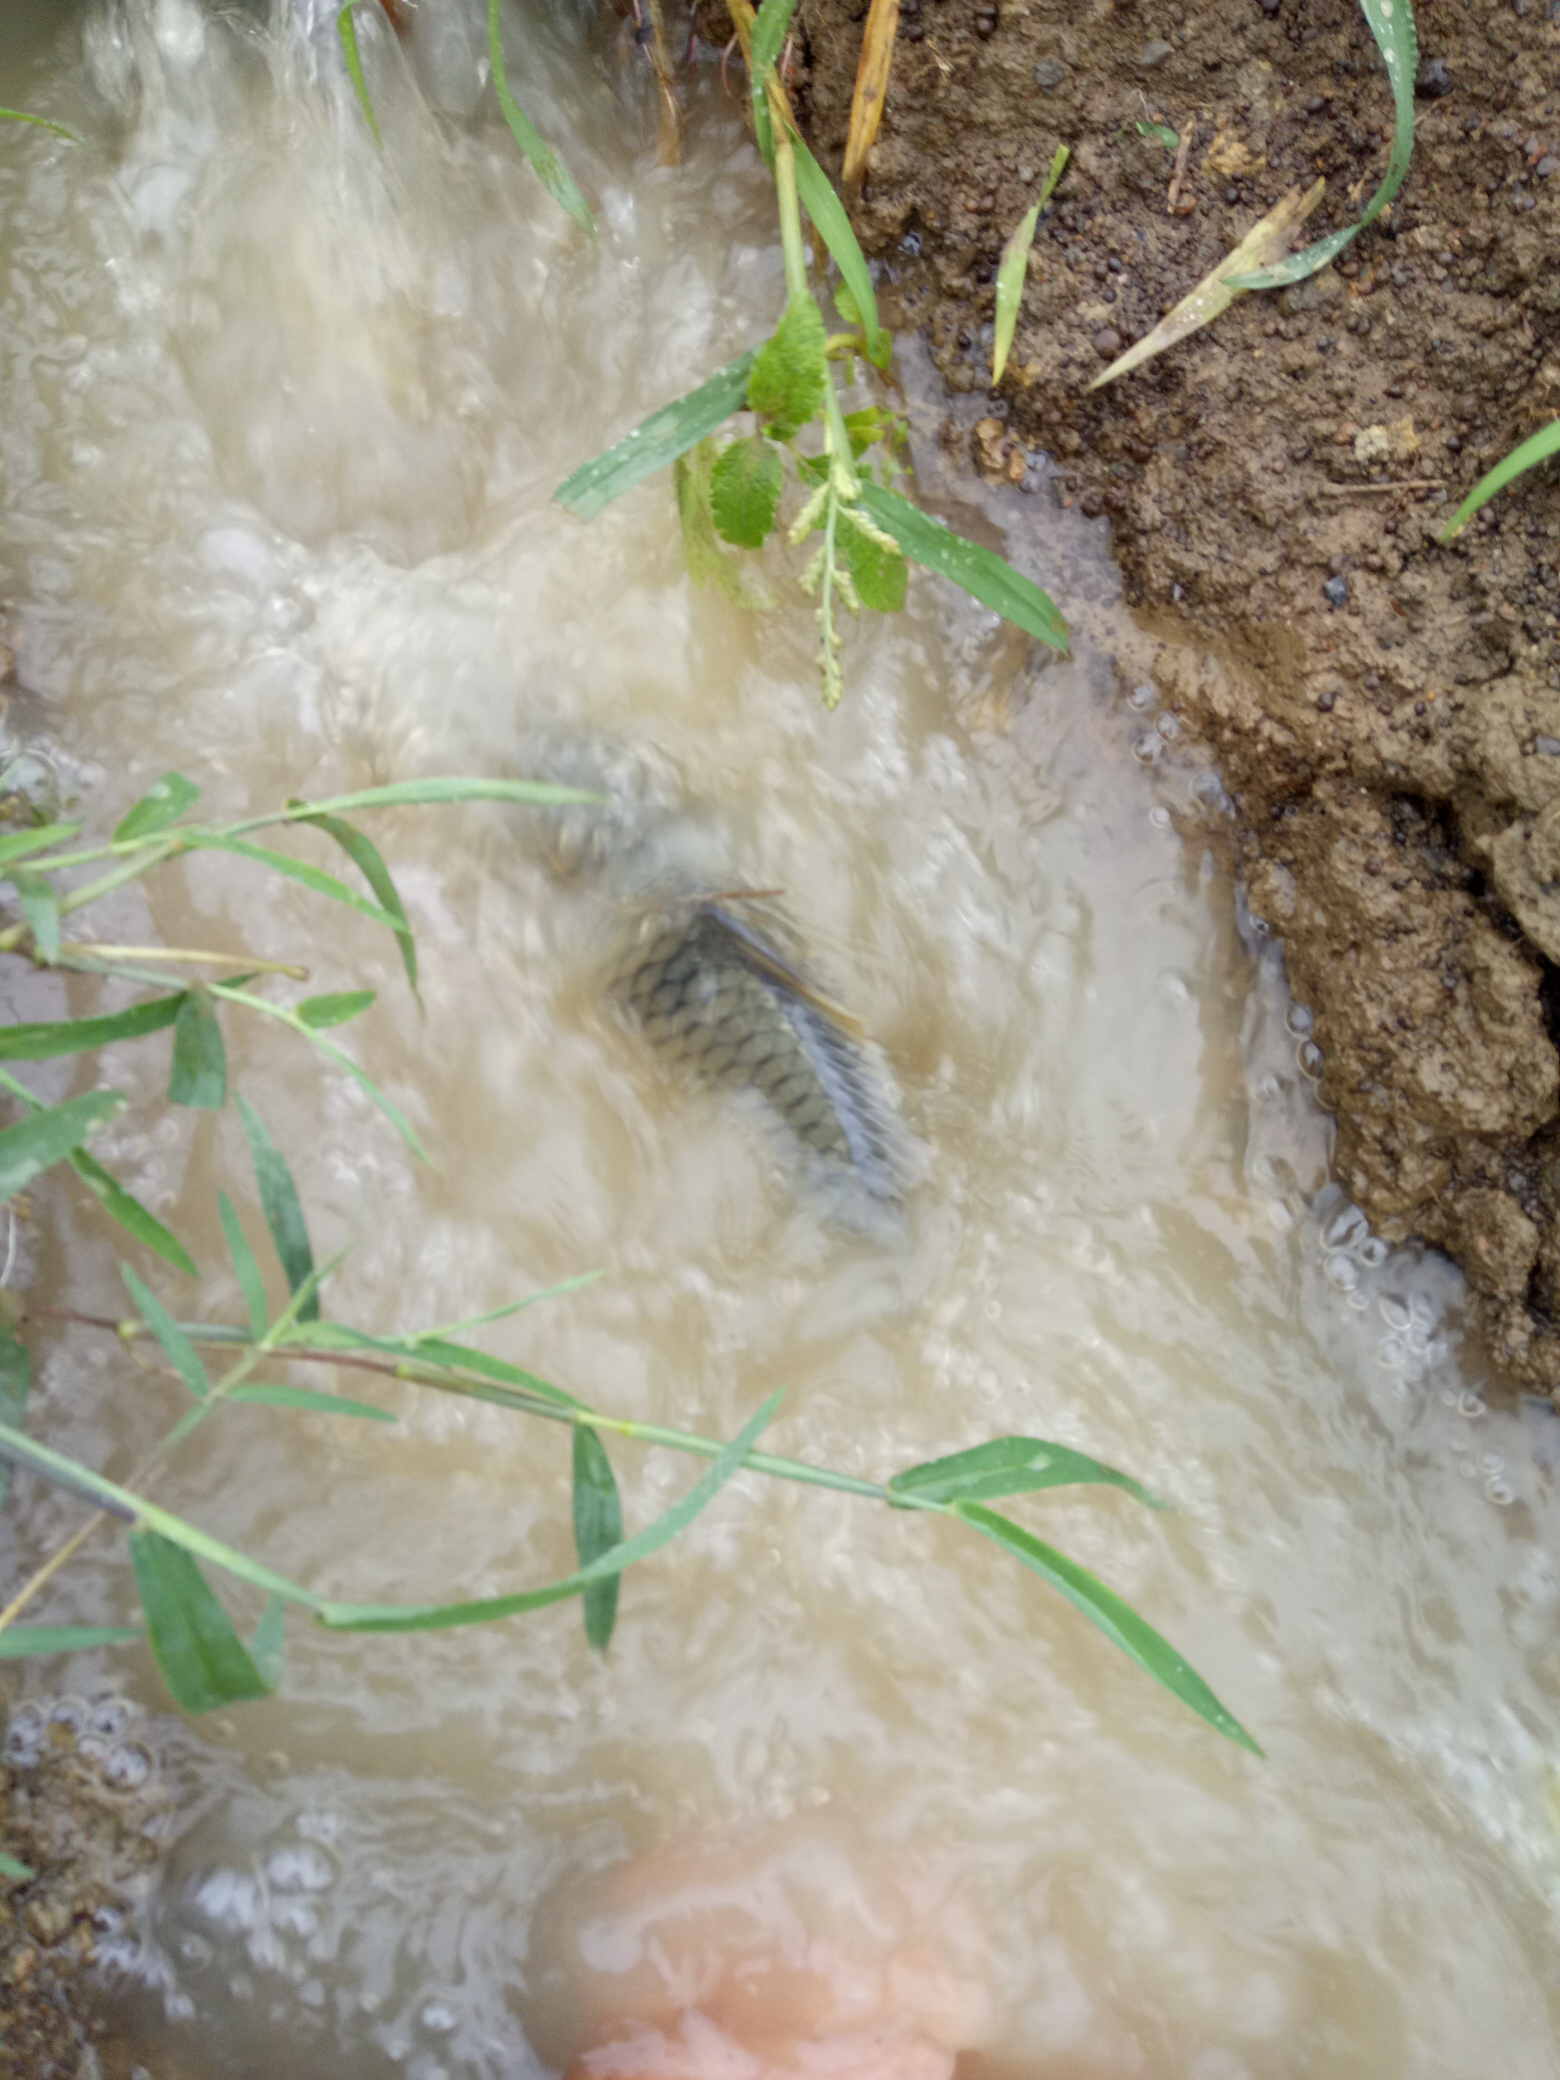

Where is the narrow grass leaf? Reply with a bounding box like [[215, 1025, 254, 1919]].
[[71, 1150, 195, 1276], [952, 1500, 1262, 1753], [1093, 180, 1325, 388], [0, 1624, 141, 1659], [0, 1090, 124, 1204], [421, 1269, 605, 1341], [235, 1097, 317, 1319], [297, 990, 376, 1030], [320, 1389, 784, 1631], [0, 1325, 28, 1509], [792, 137, 883, 359], [0, 1418, 322, 1604], [229, 1384, 395, 1422], [843, 0, 899, 187], [0, 823, 82, 868], [336, 1, 382, 144], [186, 836, 399, 932], [250, 1594, 286, 1691], [711, 435, 784, 548], [750, 0, 800, 79], [398, 1337, 584, 1409], [220, 987, 426, 1163], [294, 807, 417, 993], [572, 1427, 624, 1650], [0, 994, 186, 1061], [0, 108, 78, 143], [992, 146, 1068, 383], [890, 1436, 1165, 1510], [0, 1852, 34, 1881], [1439, 415, 1560, 541], [169, 987, 225, 1110], [269, 778, 600, 819], [129, 1530, 273, 1712], [856, 483, 1068, 651], [113, 772, 199, 843], [1227, 0, 1417, 291], [11, 869, 59, 962], [121, 1263, 209, 1400], [554, 351, 758, 521], [487, 0, 594, 233], [217, 1192, 267, 1340]]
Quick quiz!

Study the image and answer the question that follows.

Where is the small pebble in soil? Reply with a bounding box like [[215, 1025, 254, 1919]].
[[1416, 56, 1453, 97], [1539, 155, 1559, 176], [974, 5, 998, 36], [1033, 57, 1067, 90], [1317, 689, 1337, 711], [1536, 735, 1560, 755], [1136, 39, 1173, 68], [1324, 576, 1349, 607], [1092, 327, 1122, 357], [1259, 0, 1283, 14]]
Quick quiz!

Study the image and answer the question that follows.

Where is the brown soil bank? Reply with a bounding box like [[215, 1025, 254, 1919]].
[[794, 0, 1560, 1392]]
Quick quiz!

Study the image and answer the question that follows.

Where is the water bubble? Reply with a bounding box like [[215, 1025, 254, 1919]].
[[1326, 1205, 1369, 1251], [102, 1742, 154, 1792], [1326, 1252, 1360, 1291], [88, 1698, 132, 1742], [1380, 1296, 1410, 1331], [421, 2000, 459, 2035], [266, 1844, 335, 1892], [1379, 1335, 1408, 1368], [1358, 1236, 1389, 1267], [46, 1696, 88, 1740], [1459, 1391, 1487, 1421], [1487, 1477, 1516, 1506], [271, 1897, 320, 1938], [1286, 1003, 1314, 1037], [1156, 711, 1182, 739], [1131, 731, 1164, 764], [179, 1933, 213, 1965], [1128, 683, 1156, 710], [1149, 804, 1171, 828]]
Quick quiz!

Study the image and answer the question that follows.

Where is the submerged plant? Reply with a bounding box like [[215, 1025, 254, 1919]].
[[0, 775, 1259, 1754]]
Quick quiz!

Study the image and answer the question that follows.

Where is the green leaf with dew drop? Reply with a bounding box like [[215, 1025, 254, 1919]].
[[0, 1090, 124, 1204], [750, 0, 801, 80], [748, 295, 829, 442], [121, 1263, 209, 1401], [129, 1530, 274, 1713], [487, 0, 594, 234], [235, 1097, 318, 1321], [890, 1435, 1165, 1510], [1439, 415, 1560, 541], [711, 436, 785, 549], [169, 987, 226, 1110], [113, 772, 199, 844], [572, 1427, 624, 1650], [855, 483, 1069, 651], [554, 352, 759, 522], [1227, 0, 1416, 290]]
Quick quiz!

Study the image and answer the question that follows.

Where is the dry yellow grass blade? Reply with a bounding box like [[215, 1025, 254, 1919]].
[[843, 0, 900, 189], [1089, 177, 1325, 390]]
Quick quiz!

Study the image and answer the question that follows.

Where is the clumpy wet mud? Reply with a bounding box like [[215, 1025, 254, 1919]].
[[793, 0, 1560, 1389]]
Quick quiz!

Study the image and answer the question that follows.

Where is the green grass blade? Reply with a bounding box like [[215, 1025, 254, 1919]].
[[792, 136, 882, 359], [890, 1436, 1165, 1510], [336, 1, 382, 145], [554, 351, 760, 520], [0, 1325, 28, 1510], [320, 1388, 784, 1631], [0, 107, 78, 144], [129, 1529, 273, 1712], [420, 1269, 605, 1341], [297, 990, 376, 1030], [235, 1097, 318, 1321], [1227, 0, 1416, 290], [0, 994, 186, 1061], [265, 778, 598, 819], [1439, 415, 1560, 541], [228, 1383, 395, 1422], [0, 1624, 141, 1659], [250, 1593, 286, 1691], [217, 1192, 268, 1340], [70, 1150, 196, 1277], [952, 1500, 1261, 1754], [113, 772, 199, 844], [856, 483, 1069, 652], [10, 869, 59, 962], [750, 0, 800, 79], [120, 1263, 209, 1400], [572, 1427, 623, 1650], [219, 986, 427, 1163], [0, 1090, 124, 1204], [185, 835, 399, 932], [0, 1852, 34, 1881], [992, 145, 1068, 383], [168, 987, 226, 1110], [293, 807, 418, 994], [0, 823, 82, 868], [487, 0, 593, 233]]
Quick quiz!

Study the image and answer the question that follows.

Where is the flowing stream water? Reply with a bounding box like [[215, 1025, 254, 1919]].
[[2, 4, 1560, 2075]]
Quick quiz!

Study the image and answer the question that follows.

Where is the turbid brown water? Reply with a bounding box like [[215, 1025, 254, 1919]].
[[0, 5, 1559, 2078]]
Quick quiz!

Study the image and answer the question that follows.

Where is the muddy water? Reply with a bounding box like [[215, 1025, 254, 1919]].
[[1, 5, 1559, 2076]]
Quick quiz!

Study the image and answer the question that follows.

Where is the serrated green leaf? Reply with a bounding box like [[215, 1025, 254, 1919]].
[[1227, 0, 1416, 290], [228, 1384, 395, 1422], [890, 1435, 1164, 1509], [293, 806, 417, 994], [554, 352, 758, 522], [952, 1500, 1262, 1753], [129, 1529, 274, 1712], [218, 1192, 267, 1340], [748, 295, 829, 442], [0, 994, 186, 1061], [320, 1389, 784, 1632], [856, 482, 1069, 652], [0, 1625, 141, 1660], [0, 1089, 124, 1203], [169, 987, 225, 1110], [674, 442, 775, 608], [121, 1262, 209, 1400], [837, 508, 907, 613], [710, 436, 784, 549], [572, 1427, 623, 1650], [0, 1325, 27, 1510], [236, 1097, 317, 1322], [297, 990, 376, 1030], [10, 868, 59, 962], [488, 0, 594, 233], [113, 772, 199, 844]]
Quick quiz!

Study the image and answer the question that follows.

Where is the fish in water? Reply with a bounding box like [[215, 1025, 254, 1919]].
[[609, 893, 907, 1214]]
